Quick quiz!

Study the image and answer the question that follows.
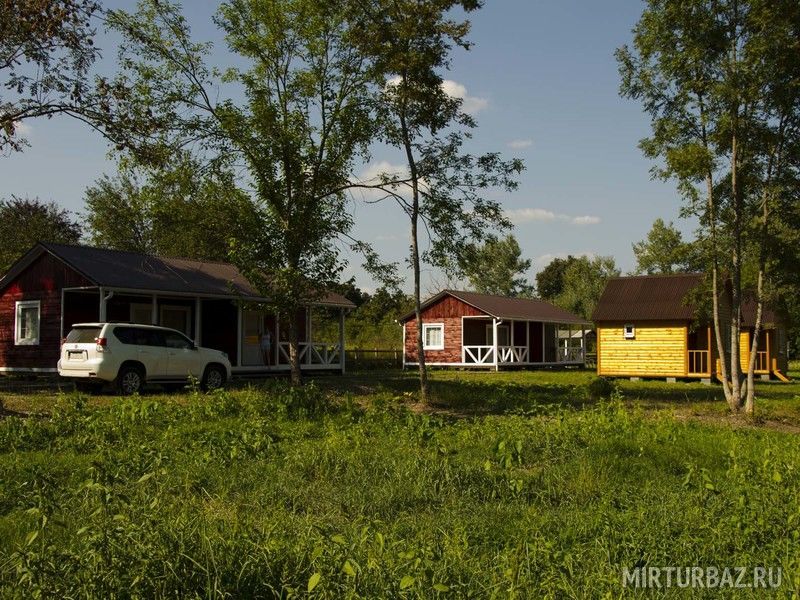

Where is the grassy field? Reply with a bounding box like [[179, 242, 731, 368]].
[[1, 368, 799, 598]]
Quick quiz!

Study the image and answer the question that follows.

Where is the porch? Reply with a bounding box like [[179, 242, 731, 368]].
[[687, 327, 773, 378], [61, 286, 347, 374], [461, 317, 588, 369]]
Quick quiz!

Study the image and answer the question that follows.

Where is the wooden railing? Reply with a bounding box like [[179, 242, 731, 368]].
[[464, 345, 496, 364], [756, 351, 768, 372], [277, 342, 341, 366], [688, 350, 710, 375], [559, 346, 584, 363]]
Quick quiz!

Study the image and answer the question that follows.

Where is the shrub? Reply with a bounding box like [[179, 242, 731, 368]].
[[587, 376, 616, 400]]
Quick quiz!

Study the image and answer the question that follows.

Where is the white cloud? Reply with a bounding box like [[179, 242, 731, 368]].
[[506, 207, 601, 227], [534, 251, 597, 270], [12, 121, 32, 136], [440, 79, 488, 115], [508, 139, 533, 150], [357, 160, 408, 184]]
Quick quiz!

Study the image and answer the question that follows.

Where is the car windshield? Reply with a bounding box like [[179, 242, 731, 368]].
[[65, 327, 102, 343]]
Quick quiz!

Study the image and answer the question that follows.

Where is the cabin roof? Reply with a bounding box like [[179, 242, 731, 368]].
[[0, 243, 355, 308], [592, 273, 702, 322], [400, 289, 589, 324], [592, 273, 777, 326]]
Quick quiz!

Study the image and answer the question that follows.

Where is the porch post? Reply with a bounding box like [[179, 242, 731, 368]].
[[401, 322, 406, 370], [582, 326, 587, 366], [306, 307, 312, 365], [151, 294, 158, 325], [510, 320, 515, 359], [235, 303, 242, 367], [542, 324, 546, 363], [339, 308, 346, 374], [60, 288, 65, 340], [526, 321, 530, 364], [99, 287, 106, 321], [493, 317, 499, 372], [275, 315, 280, 366], [567, 324, 572, 361], [194, 297, 202, 345]]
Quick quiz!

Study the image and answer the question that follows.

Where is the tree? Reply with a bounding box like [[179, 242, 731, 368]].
[[632, 218, 702, 275], [1, 0, 101, 153], [103, 0, 376, 385], [0, 196, 81, 273], [617, 0, 800, 413], [84, 155, 262, 261], [535, 255, 578, 301], [355, 0, 524, 402], [553, 255, 619, 320], [461, 235, 534, 296]]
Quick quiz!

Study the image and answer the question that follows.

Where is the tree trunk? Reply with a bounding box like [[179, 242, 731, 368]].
[[399, 102, 430, 403]]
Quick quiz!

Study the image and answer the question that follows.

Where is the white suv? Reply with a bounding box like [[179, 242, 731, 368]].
[[58, 323, 232, 395]]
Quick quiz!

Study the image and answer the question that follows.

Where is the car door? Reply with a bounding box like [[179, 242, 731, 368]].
[[162, 330, 201, 379], [134, 328, 168, 379]]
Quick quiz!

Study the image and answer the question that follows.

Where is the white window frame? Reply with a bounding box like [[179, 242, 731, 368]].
[[623, 324, 636, 339], [15, 300, 41, 346], [422, 323, 445, 350]]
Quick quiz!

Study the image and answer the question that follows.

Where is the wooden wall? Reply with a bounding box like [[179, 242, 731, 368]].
[[404, 295, 485, 363], [597, 321, 688, 377], [0, 253, 92, 370]]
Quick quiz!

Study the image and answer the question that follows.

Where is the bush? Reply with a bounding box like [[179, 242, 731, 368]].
[[587, 376, 616, 400]]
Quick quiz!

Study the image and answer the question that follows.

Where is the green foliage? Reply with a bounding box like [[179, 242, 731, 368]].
[[0, 0, 101, 153], [84, 155, 262, 261], [461, 235, 534, 297], [587, 376, 616, 401], [632, 218, 702, 275], [1, 379, 799, 597], [553, 255, 619, 320], [0, 196, 81, 274], [535, 255, 576, 301]]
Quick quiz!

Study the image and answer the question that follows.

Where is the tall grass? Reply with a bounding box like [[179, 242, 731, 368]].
[[0, 381, 798, 597]]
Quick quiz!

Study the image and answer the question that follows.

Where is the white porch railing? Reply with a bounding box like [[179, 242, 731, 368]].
[[559, 346, 584, 363], [464, 345, 529, 364], [278, 342, 341, 366]]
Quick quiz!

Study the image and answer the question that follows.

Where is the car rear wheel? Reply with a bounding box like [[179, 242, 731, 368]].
[[117, 365, 144, 395], [202, 364, 226, 391]]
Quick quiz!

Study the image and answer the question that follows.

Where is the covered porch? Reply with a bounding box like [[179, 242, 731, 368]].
[[461, 316, 589, 369], [61, 286, 348, 374]]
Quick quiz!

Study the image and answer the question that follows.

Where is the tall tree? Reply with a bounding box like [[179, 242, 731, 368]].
[[554, 255, 619, 320], [355, 0, 523, 402], [617, 0, 800, 413], [461, 235, 534, 297], [535, 255, 578, 301], [0, 196, 81, 273], [84, 155, 262, 260], [632, 218, 702, 274], [103, 0, 376, 384], [1, 0, 101, 153]]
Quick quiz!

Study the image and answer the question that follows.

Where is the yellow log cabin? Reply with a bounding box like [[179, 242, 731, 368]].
[[592, 274, 789, 381]]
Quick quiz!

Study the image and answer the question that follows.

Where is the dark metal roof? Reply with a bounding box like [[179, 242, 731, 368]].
[[400, 289, 589, 324], [0, 243, 354, 308], [592, 273, 702, 322], [592, 273, 778, 327]]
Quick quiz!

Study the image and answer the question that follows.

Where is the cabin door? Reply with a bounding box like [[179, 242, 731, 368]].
[[241, 310, 264, 366]]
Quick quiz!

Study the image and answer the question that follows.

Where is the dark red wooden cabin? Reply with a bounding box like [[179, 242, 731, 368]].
[[0, 243, 354, 375], [399, 290, 590, 370]]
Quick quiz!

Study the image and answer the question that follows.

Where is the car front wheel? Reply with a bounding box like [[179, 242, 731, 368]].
[[202, 364, 226, 391], [117, 365, 144, 395]]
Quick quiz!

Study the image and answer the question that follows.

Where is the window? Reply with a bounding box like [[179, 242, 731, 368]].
[[163, 330, 193, 350], [422, 323, 444, 350], [623, 324, 635, 339], [15, 300, 41, 345], [130, 303, 153, 324], [113, 326, 164, 347], [66, 326, 102, 344], [485, 324, 510, 346]]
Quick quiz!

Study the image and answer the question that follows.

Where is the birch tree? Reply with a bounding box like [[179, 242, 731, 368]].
[[617, 0, 799, 413], [354, 0, 524, 402]]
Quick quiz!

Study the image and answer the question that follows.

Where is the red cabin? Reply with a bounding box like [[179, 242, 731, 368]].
[[399, 290, 590, 370], [0, 243, 354, 376]]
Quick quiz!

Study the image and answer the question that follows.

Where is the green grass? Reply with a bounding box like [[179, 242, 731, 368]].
[[0, 371, 799, 598]]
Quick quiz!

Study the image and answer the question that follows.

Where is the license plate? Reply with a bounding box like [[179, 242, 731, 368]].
[[67, 350, 87, 360]]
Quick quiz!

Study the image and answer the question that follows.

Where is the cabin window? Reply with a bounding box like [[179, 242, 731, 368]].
[[623, 324, 635, 339], [15, 300, 41, 345], [423, 323, 444, 350]]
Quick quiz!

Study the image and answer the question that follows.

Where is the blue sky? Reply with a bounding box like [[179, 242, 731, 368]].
[[0, 0, 693, 293]]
